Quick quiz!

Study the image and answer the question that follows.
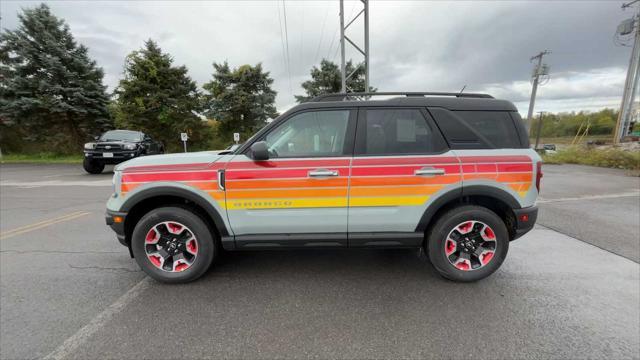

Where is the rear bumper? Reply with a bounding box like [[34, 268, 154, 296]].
[[512, 206, 538, 240], [105, 210, 128, 247]]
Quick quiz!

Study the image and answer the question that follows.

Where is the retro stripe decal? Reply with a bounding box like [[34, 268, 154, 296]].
[[119, 155, 533, 210]]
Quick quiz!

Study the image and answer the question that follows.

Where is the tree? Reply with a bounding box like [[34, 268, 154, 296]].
[[0, 3, 112, 152], [202, 62, 278, 143], [295, 59, 375, 103], [114, 40, 205, 151]]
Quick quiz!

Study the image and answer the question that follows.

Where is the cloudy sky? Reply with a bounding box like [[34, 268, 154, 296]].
[[1, 0, 637, 115]]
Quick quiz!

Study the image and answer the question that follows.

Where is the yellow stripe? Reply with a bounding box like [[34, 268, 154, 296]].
[[0, 211, 91, 240], [349, 196, 429, 207], [224, 197, 348, 210], [222, 195, 430, 210]]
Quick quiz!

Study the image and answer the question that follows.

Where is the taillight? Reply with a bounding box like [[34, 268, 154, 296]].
[[536, 161, 543, 193]]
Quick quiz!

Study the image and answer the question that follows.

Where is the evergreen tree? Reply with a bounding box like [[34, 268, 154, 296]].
[[0, 3, 112, 151], [114, 40, 205, 151], [202, 62, 278, 143], [295, 59, 375, 103]]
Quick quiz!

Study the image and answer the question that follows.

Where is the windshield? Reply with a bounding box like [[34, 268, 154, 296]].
[[100, 130, 142, 142]]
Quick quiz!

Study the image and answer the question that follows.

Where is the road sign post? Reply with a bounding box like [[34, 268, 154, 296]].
[[233, 132, 240, 144], [181, 132, 188, 152]]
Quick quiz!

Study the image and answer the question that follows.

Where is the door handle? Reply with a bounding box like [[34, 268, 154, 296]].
[[414, 167, 445, 176], [308, 169, 339, 177]]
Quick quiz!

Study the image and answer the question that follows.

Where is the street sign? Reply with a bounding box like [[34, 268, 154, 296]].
[[181, 132, 188, 152], [233, 133, 240, 143]]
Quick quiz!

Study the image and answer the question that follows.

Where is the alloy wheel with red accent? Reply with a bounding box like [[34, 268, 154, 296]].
[[145, 221, 199, 272], [131, 206, 216, 283], [444, 221, 497, 271], [426, 205, 509, 282]]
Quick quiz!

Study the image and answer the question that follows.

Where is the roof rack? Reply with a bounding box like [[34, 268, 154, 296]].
[[311, 92, 494, 102]]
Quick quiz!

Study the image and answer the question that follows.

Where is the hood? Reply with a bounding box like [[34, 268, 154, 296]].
[[114, 151, 224, 172]]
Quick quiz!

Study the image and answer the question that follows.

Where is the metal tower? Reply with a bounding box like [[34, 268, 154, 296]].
[[339, 0, 369, 93]]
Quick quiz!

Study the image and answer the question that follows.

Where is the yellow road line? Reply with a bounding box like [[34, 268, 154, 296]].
[[0, 211, 91, 240]]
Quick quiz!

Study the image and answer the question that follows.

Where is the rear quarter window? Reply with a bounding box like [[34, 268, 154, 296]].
[[454, 111, 521, 148], [428, 107, 524, 149]]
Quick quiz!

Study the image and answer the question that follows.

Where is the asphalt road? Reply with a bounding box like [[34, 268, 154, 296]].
[[0, 163, 638, 359]]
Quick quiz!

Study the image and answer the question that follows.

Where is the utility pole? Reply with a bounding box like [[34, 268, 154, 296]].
[[526, 50, 551, 133], [534, 112, 545, 150], [614, 0, 640, 143], [339, 0, 370, 93], [339, 0, 346, 93]]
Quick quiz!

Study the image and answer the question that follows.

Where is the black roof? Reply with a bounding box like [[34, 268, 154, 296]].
[[287, 92, 517, 114]]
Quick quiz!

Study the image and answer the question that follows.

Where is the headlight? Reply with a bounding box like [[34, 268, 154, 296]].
[[123, 143, 137, 150], [84, 142, 96, 150]]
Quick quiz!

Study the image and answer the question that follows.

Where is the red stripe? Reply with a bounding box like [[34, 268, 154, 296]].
[[459, 155, 531, 163], [226, 168, 350, 180], [352, 156, 458, 166], [497, 163, 532, 172], [122, 171, 216, 183], [351, 165, 460, 176], [462, 163, 530, 173], [226, 159, 350, 169]]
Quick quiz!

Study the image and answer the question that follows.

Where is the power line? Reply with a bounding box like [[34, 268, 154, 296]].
[[276, 2, 288, 77], [314, 6, 330, 63], [282, 0, 292, 93]]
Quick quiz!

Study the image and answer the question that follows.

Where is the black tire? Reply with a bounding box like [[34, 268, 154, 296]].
[[82, 158, 105, 174], [131, 206, 217, 283], [426, 205, 509, 282]]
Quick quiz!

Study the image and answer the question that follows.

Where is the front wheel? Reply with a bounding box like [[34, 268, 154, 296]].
[[131, 207, 217, 283], [426, 205, 509, 282], [83, 158, 104, 174]]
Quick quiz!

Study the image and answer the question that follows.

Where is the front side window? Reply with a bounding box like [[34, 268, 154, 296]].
[[264, 110, 350, 158], [356, 108, 447, 155]]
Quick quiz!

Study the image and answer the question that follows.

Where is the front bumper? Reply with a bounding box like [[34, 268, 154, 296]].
[[85, 151, 139, 164], [512, 205, 538, 240], [105, 209, 128, 247]]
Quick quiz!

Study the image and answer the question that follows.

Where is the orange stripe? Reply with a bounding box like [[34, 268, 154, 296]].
[[121, 181, 219, 193], [227, 178, 348, 189], [497, 173, 532, 182], [121, 183, 140, 192], [349, 185, 444, 197], [350, 175, 461, 187], [206, 191, 225, 200], [226, 188, 348, 199]]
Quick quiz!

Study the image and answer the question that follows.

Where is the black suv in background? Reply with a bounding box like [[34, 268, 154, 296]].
[[83, 130, 164, 174]]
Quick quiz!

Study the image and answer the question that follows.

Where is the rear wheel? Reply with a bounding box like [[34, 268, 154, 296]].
[[82, 158, 104, 174], [426, 205, 509, 282], [131, 207, 216, 283]]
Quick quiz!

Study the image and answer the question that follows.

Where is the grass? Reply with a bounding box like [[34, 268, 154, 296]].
[[0, 153, 83, 164], [542, 146, 640, 171]]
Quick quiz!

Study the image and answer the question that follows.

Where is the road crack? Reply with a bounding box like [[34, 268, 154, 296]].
[[68, 264, 141, 273]]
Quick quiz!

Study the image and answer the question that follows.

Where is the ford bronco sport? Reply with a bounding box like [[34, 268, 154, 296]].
[[105, 92, 541, 283]]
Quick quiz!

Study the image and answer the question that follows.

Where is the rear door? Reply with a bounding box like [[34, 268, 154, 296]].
[[224, 108, 356, 248], [348, 107, 461, 244]]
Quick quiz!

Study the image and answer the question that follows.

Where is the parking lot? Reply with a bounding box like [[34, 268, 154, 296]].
[[1, 163, 638, 359]]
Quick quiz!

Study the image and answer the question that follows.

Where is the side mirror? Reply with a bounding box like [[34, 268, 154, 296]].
[[250, 141, 269, 161], [94, 135, 99, 141]]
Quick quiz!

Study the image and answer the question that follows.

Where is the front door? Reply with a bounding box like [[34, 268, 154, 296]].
[[224, 109, 356, 248]]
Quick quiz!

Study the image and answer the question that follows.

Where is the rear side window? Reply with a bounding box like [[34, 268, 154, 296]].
[[455, 111, 521, 148], [355, 108, 448, 155]]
